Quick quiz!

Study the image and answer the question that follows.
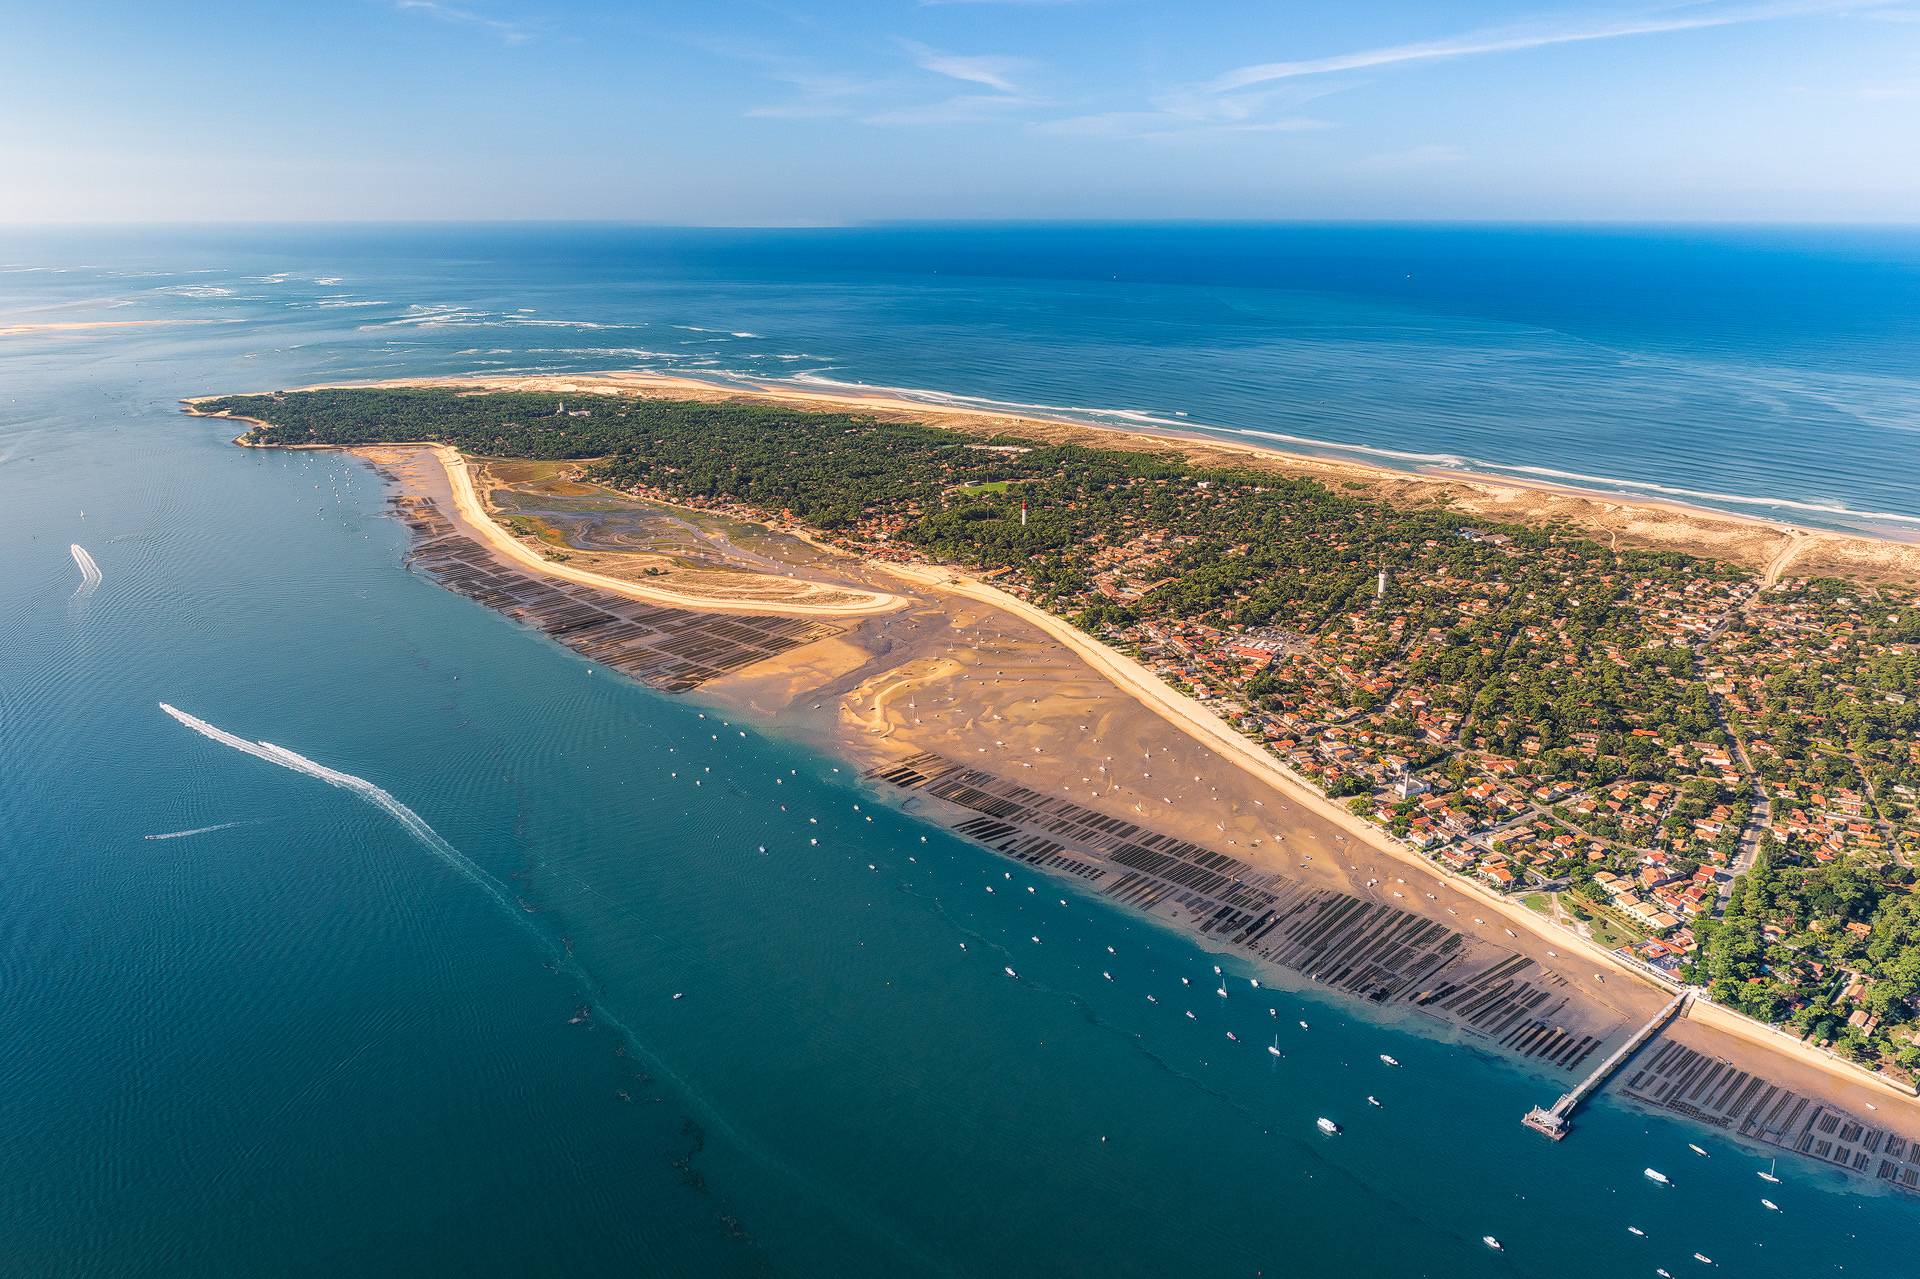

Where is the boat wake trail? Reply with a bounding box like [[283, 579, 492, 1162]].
[[144, 820, 256, 842], [70, 543, 102, 598], [155, 701, 937, 1266], [156, 702, 518, 919]]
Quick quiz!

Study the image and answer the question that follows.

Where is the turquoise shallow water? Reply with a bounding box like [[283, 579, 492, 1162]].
[[4, 226, 1920, 1276]]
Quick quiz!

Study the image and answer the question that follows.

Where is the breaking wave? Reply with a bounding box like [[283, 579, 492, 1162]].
[[367, 304, 642, 331], [760, 371, 1920, 533]]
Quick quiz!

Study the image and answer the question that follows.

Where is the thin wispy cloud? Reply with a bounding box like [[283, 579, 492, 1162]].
[[702, 39, 896, 120], [745, 68, 890, 119], [1207, 0, 1883, 92], [728, 35, 1042, 124], [1036, 77, 1345, 140], [1036, 111, 1329, 140], [896, 38, 1031, 94], [864, 94, 1040, 126], [393, 0, 537, 44]]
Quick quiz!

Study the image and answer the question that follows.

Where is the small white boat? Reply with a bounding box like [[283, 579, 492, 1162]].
[[1367, 1095, 1381, 1107], [1225, 1031, 1238, 1042], [1316, 1117, 1340, 1135], [1184, 1010, 1196, 1020], [1644, 1168, 1671, 1186], [1688, 1143, 1708, 1157], [1267, 1038, 1283, 1058], [1692, 1253, 1713, 1265], [1299, 1020, 1310, 1030], [1658, 1270, 1672, 1278], [1379, 1054, 1401, 1067], [1102, 971, 1113, 981], [1757, 1159, 1781, 1184], [1761, 1198, 1780, 1212], [1004, 966, 1018, 978], [1482, 1236, 1502, 1252], [1627, 1226, 1645, 1237]]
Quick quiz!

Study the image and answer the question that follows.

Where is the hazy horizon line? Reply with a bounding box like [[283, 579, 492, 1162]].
[[5, 215, 1920, 230]]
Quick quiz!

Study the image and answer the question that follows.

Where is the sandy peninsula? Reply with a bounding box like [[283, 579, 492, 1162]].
[[194, 374, 1920, 1184]]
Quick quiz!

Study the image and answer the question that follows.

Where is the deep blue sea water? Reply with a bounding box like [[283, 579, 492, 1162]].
[[4, 225, 1920, 1277]]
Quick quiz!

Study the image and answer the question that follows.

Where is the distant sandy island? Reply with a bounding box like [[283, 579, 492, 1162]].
[[0, 319, 205, 337]]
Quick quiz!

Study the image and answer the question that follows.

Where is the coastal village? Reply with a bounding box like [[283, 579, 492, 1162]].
[[626, 438, 1920, 1076]]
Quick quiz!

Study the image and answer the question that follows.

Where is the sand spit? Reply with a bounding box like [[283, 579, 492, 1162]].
[[190, 380, 1920, 1183]]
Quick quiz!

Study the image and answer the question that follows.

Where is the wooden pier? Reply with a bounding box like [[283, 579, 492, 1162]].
[[1524, 990, 1690, 1140]]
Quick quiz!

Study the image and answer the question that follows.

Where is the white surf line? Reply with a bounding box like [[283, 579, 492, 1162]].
[[762, 370, 1920, 531], [69, 543, 102, 594], [157, 702, 518, 918], [144, 820, 254, 841]]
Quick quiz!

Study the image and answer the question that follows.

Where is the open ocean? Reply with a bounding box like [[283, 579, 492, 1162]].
[[4, 224, 1919, 1277]]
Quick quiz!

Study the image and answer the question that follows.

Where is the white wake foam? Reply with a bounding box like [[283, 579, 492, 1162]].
[[70, 543, 102, 585], [157, 703, 515, 916], [144, 820, 253, 842], [69, 543, 102, 599]]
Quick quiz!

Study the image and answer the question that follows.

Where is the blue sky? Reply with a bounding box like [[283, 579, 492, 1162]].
[[2, 0, 1916, 222]]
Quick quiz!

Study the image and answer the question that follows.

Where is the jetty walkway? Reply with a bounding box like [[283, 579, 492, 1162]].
[[1524, 991, 1691, 1140]]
